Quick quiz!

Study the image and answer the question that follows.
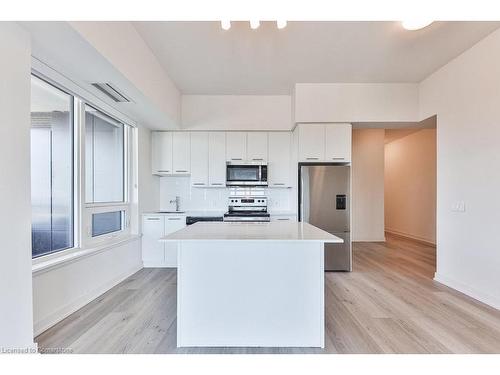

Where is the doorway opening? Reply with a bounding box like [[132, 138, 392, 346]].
[[383, 116, 437, 275]]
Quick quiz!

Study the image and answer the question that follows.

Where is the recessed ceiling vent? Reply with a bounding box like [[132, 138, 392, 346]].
[[90, 82, 131, 103]]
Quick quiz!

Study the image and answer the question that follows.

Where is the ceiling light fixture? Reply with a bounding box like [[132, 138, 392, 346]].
[[250, 20, 260, 29], [221, 20, 231, 30], [401, 20, 433, 31], [277, 20, 287, 29]]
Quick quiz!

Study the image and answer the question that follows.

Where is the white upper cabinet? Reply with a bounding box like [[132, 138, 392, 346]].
[[190, 132, 209, 187], [152, 132, 173, 175], [247, 132, 268, 162], [172, 132, 191, 174], [298, 124, 325, 162], [208, 132, 226, 187], [268, 132, 291, 187], [325, 123, 352, 162], [225, 132, 247, 161]]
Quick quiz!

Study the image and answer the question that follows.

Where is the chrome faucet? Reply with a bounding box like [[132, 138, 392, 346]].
[[169, 196, 181, 212]]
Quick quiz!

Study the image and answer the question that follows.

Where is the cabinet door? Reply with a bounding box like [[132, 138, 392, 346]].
[[152, 132, 173, 175], [164, 216, 186, 267], [142, 215, 165, 266], [172, 132, 191, 174], [247, 132, 268, 162], [268, 132, 291, 187], [298, 124, 325, 162], [190, 132, 209, 187], [225, 132, 247, 161], [325, 124, 352, 162], [209, 132, 226, 187]]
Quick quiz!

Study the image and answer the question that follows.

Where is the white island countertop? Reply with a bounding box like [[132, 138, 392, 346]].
[[161, 221, 343, 243]]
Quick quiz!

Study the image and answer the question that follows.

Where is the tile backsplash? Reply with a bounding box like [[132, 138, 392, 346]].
[[159, 177, 293, 212]]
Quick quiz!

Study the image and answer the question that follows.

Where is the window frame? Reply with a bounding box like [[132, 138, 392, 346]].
[[31, 69, 136, 264], [81, 103, 132, 248]]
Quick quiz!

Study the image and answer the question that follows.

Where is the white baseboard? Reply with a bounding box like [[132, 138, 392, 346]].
[[434, 273, 500, 310], [385, 228, 436, 246], [34, 264, 142, 337]]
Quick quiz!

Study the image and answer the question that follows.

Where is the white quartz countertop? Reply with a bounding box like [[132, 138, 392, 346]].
[[160, 222, 343, 243]]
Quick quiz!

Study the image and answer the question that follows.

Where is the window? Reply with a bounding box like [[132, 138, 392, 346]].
[[92, 211, 123, 237], [30, 72, 134, 259], [84, 105, 130, 242], [30, 76, 74, 258], [85, 106, 125, 203]]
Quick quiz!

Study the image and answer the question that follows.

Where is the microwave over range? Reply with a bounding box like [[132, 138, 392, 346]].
[[226, 161, 268, 187]]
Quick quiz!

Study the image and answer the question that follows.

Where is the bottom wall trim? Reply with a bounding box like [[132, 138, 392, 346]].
[[434, 273, 500, 310], [34, 264, 142, 337], [385, 228, 435, 246]]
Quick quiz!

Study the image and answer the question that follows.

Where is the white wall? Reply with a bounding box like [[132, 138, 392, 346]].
[[0, 23, 35, 350], [385, 129, 436, 244], [351, 129, 385, 242], [32, 238, 142, 336], [69, 21, 181, 128], [181, 95, 292, 130], [137, 126, 160, 215], [295, 83, 419, 123], [419, 28, 500, 309]]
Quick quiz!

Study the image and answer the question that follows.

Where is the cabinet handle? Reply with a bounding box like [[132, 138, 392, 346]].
[[306, 157, 319, 160], [210, 183, 224, 186], [277, 218, 290, 221], [168, 218, 182, 220], [146, 218, 160, 221], [273, 183, 285, 186], [231, 158, 243, 161], [157, 170, 170, 172], [193, 183, 206, 186], [331, 157, 345, 160], [252, 158, 264, 161], [175, 170, 188, 173]]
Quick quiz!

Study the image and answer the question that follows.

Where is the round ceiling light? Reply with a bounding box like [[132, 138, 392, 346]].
[[250, 20, 260, 29], [401, 20, 433, 31], [277, 20, 287, 29], [221, 20, 231, 30]]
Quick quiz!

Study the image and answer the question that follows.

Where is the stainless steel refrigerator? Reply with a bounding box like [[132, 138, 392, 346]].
[[299, 165, 351, 271]]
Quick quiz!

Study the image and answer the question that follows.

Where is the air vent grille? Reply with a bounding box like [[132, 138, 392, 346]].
[[90, 82, 131, 103]]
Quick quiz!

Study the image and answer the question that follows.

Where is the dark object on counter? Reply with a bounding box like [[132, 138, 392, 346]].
[[186, 216, 224, 225]]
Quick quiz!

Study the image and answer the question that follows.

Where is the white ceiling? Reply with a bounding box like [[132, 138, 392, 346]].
[[133, 21, 499, 95]]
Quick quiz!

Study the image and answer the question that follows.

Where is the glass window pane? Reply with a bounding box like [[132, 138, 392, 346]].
[[31, 76, 74, 258], [85, 107, 124, 203], [92, 211, 123, 237]]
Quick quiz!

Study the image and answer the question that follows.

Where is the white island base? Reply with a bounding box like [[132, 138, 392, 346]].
[[162, 222, 343, 348]]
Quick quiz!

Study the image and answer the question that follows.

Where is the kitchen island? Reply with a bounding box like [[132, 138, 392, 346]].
[[161, 221, 343, 348]]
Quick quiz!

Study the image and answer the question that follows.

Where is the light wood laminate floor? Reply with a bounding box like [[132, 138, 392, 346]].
[[36, 235, 500, 354]]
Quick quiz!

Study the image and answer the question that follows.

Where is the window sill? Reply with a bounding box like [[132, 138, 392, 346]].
[[32, 234, 141, 276]]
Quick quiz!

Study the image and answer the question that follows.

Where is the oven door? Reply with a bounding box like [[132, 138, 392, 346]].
[[226, 164, 267, 186]]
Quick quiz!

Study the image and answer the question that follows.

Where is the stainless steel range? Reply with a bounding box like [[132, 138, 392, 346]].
[[223, 197, 270, 222]]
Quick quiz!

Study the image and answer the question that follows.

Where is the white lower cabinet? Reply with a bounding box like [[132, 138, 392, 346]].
[[142, 214, 186, 268], [164, 216, 186, 267], [142, 215, 165, 265]]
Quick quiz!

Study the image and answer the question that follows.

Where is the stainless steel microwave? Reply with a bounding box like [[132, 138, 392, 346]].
[[226, 162, 268, 187]]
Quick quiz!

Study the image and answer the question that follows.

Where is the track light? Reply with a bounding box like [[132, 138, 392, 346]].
[[250, 20, 260, 30], [401, 20, 433, 31], [277, 20, 287, 29]]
